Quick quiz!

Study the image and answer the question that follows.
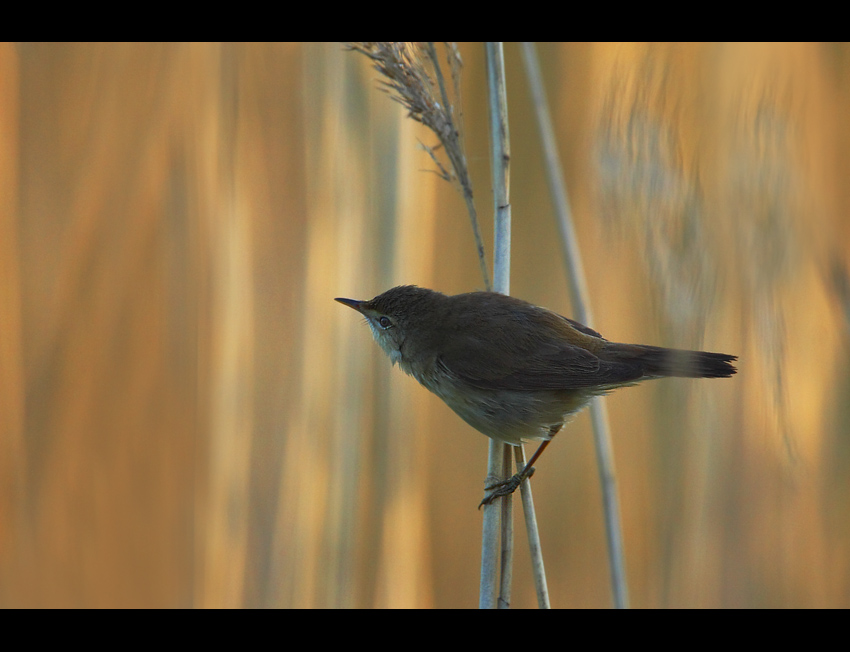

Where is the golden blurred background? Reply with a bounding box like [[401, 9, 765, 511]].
[[1, 42, 848, 608]]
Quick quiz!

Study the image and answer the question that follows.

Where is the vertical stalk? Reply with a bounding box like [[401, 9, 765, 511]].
[[481, 42, 551, 610], [515, 446, 550, 608], [479, 41, 510, 609], [498, 444, 513, 608], [520, 41, 629, 609]]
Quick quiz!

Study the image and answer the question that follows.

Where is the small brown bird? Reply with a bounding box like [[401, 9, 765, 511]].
[[336, 286, 737, 506]]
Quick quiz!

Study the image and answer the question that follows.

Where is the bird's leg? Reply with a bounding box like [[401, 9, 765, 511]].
[[479, 426, 560, 508]]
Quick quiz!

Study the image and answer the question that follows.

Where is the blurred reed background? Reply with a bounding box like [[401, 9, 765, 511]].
[[1, 42, 848, 608]]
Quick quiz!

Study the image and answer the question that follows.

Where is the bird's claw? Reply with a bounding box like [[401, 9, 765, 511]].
[[478, 467, 536, 509]]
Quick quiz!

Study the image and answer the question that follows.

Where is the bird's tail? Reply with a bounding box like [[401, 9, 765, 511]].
[[603, 343, 737, 379]]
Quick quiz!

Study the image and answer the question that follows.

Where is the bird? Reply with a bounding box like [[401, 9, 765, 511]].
[[336, 285, 737, 506]]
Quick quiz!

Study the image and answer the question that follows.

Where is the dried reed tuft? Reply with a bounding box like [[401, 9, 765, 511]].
[[347, 42, 490, 290]]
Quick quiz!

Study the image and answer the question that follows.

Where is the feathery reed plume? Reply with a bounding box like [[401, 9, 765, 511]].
[[347, 42, 490, 290]]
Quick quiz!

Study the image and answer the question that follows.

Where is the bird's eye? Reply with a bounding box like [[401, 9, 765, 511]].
[[378, 316, 392, 329]]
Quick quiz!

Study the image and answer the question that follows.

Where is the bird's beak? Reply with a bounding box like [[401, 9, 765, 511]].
[[335, 297, 365, 313]]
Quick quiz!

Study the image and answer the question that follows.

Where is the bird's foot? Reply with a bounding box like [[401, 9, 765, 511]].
[[478, 467, 536, 509]]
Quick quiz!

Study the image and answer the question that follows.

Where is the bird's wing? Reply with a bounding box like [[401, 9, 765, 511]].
[[437, 312, 641, 392], [439, 342, 642, 391], [561, 316, 604, 340]]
